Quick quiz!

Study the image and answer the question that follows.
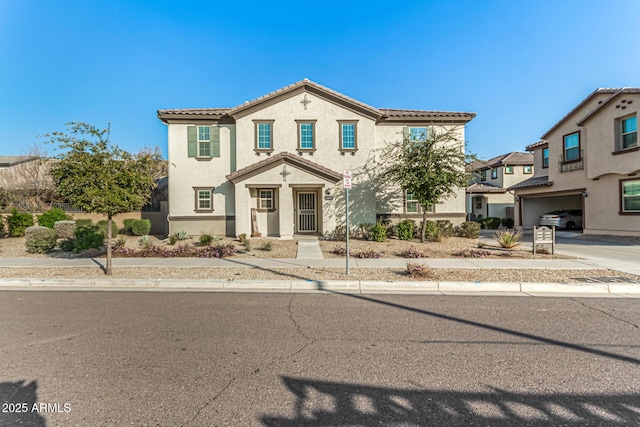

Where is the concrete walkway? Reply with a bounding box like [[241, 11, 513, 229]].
[[295, 236, 323, 259]]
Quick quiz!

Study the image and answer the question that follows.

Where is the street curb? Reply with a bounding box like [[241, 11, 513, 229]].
[[1, 278, 639, 296]]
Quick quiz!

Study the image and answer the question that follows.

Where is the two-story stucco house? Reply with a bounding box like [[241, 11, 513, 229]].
[[157, 79, 475, 238], [509, 88, 640, 236], [466, 152, 533, 220]]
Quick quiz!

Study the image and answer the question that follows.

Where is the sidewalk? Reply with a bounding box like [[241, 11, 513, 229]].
[[1, 256, 639, 297]]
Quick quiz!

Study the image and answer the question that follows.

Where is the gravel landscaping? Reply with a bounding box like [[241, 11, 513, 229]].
[[1, 234, 638, 283]]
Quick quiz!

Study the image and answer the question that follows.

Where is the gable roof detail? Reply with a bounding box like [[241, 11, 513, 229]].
[[466, 182, 506, 193], [540, 88, 640, 140], [526, 140, 548, 151], [225, 151, 343, 183], [468, 152, 533, 171], [158, 79, 476, 124]]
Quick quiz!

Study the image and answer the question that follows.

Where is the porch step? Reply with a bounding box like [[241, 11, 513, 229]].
[[296, 238, 323, 259]]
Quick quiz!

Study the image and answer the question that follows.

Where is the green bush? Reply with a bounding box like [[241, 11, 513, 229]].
[[501, 217, 515, 228], [454, 221, 481, 238], [237, 233, 247, 243], [423, 220, 439, 241], [484, 217, 501, 229], [96, 220, 119, 239], [75, 219, 93, 227], [54, 220, 76, 239], [130, 219, 151, 236], [5, 209, 34, 237], [493, 229, 523, 248], [123, 218, 136, 234], [168, 234, 178, 245], [396, 220, 415, 241], [71, 224, 104, 252], [436, 220, 454, 237], [200, 233, 214, 246], [37, 208, 71, 228], [354, 223, 374, 240], [25, 226, 58, 253], [175, 231, 189, 241], [332, 225, 346, 242], [371, 223, 387, 242]]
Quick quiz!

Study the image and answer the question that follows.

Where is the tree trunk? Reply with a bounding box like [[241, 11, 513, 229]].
[[421, 208, 428, 243], [106, 215, 113, 275]]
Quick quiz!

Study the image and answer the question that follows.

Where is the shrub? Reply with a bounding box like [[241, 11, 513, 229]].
[[436, 220, 454, 237], [5, 209, 34, 237], [353, 223, 374, 240], [371, 223, 387, 242], [493, 229, 523, 248], [332, 225, 346, 242], [130, 219, 151, 236], [475, 219, 485, 229], [25, 226, 58, 253], [400, 246, 428, 258], [484, 217, 502, 230], [332, 246, 351, 256], [54, 220, 76, 239], [454, 248, 491, 258], [238, 233, 247, 243], [261, 241, 273, 251], [200, 233, 214, 246], [96, 220, 119, 239], [75, 219, 93, 227], [212, 242, 237, 258], [454, 221, 481, 238], [242, 238, 252, 251], [175, 231, 189, 241], [396, 220, 415, 241], [72, 224, 104, 252], [168, 234, 178, 245], [353, 248, 382, 259], [422, 220, 438, 241], [535, 244, 551, 254], [113, 237, 126, 248], [122, 218, 136, 234], [139, 235, 152, 248], [406, 262, 436, 279], [501, 217, 515, 228], [37, 208, 71, 228]]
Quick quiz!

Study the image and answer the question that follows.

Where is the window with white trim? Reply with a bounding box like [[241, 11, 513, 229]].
[[198, 126, 211, 157], [409, 127, 427, 142], [621, 179, 640, 213], [193, 187, 214, 212], [405, 191, 419, 213], [259, 189, 273, 210]]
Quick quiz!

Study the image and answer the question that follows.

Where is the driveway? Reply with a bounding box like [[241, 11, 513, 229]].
[[481, 230, 640, 276]]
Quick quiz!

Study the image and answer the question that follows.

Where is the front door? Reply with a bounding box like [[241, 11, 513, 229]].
[[297, 192, 317, 233]]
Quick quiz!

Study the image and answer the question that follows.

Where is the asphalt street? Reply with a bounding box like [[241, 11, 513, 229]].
[[1, 291, 639, 426]]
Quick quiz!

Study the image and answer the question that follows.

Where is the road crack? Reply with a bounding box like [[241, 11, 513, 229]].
[[571, 298, 640, 329], [180, 376, 234, 426]]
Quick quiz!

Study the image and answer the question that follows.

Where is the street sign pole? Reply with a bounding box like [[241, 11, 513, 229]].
[[345, 186, 349, 275], [343, 169, 352, 276]]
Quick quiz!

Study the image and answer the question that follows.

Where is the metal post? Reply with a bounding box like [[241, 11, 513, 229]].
[[345, 187, 349, 275]]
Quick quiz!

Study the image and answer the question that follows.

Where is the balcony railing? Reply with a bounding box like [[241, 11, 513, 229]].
[[558, 150, 584, 173]]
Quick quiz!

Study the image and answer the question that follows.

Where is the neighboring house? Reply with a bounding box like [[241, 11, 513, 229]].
[[509, 88, 640, 237], [157, 79, 475, 238], [466, 152, 533, 220]]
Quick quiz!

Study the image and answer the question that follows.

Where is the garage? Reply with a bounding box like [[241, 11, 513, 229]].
[[517, 190, 585, 230]]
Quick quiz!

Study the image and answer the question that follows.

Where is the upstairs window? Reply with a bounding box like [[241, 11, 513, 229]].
[[338, 121, 358, 152], [563, 132, 580, 162], [409, 127, 428, 142], [504, 166, 514, 174], [253, 120, 275, 152], [491, 168, 497, 179], [296, 120, 316, 151], [198, 126, 211, 157], [542, 148, 549, 168], [622, 115, 637, 149], [523, 165, 532, 174], [480, 170, 487, 181]]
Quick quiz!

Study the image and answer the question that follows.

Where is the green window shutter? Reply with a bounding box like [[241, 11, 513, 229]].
[[402, 127, 410, 141], [210, 126, 220, 158], [187, 126, 197, 158]]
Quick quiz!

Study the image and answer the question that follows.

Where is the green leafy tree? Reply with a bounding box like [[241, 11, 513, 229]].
[[378, 126, 474, 243], [46, 122, 159, 274]]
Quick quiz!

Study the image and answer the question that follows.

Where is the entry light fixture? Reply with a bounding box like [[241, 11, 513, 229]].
[[582, 191, 588, 197]]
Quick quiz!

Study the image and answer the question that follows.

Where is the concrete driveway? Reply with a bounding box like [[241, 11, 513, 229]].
[[481, 230, 640, 276]]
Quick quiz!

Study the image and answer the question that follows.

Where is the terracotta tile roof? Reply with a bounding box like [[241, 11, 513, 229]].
[[158, 79, 476, 124], [380, 109, 476, 119], [225, 151, 343, 183], [468, 152, 533, 170], [466, 182, 506, 193], [507, 175, 553, 191], [525, 140, 548, 151], [541, 88, 640, 140]]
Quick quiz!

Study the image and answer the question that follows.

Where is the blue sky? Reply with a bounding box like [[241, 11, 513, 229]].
[[1, 0, 639, 160]]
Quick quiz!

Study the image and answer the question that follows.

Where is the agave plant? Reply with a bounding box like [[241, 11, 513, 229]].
[[493, 229, 523, 249]]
